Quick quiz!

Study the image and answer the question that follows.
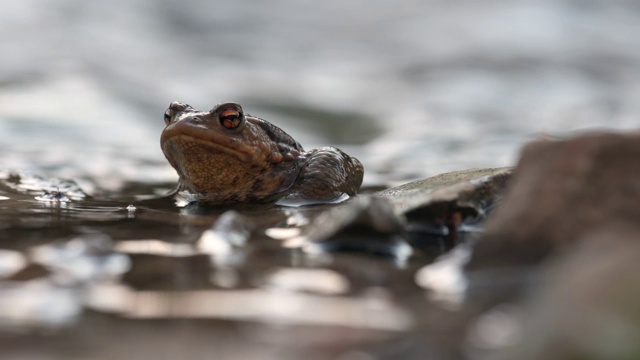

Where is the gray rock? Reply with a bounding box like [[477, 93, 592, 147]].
[[468, 132, 640, 269], [377, 167, 512, 250], [499, 225, 640, 360], [376, 167, 512, 220]]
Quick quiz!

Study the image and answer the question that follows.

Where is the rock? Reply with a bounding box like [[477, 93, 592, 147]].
[[497, 225, 640, 360], [276, 168, 511, 258], [467, 132, 640, 269], [267, 168, 512, 258], [275, 196, 412, 259], [376, 167, 512, 250], [376, 167, 512, 219]]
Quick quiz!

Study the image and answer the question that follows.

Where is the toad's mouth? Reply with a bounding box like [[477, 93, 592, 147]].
[[161, 135, 268, 189], [160, 133, 297, 202], [162, 134, 256, 165], [160, 120, 260, 168]]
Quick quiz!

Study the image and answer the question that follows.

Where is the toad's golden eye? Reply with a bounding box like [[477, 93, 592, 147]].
[[220, 108, 243, 129], [164, 109, 172, 125]]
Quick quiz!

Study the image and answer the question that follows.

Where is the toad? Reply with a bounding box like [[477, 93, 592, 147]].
[[161, 101, 364, 204]]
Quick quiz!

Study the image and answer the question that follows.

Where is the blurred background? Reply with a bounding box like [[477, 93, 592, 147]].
[[1, 0, 638, 193]]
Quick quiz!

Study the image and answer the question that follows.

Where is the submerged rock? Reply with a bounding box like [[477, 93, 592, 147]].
[[277, 196, 412, 259], [468, 132, 640, 269], [269, 168, 513, 259]]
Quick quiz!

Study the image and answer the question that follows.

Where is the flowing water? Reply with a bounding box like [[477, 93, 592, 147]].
[[1, 1, 639, 358]]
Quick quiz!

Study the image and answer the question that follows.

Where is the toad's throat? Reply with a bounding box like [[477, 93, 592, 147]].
[[162, 133, 257, 164], [162, 136, 296, 202]]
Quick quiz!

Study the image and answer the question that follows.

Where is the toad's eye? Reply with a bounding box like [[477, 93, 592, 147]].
[[164, 109, 172, 125], [219, 109, 243, 129]]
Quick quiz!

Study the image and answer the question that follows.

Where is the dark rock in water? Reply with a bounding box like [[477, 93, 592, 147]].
[[499, 225, 640, 360], [267, 168, 511, 259], [376, 168, 512, 251], [290, 196, 412, 259], [376, 167, 512, 217], [468, 132, 640, 269]]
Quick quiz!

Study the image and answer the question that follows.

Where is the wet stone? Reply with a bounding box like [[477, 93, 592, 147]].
[[498, 225, 640, 360], [467, 132, 640, 270], [375, 168, 512, 252], [270, 169, 513, 260]]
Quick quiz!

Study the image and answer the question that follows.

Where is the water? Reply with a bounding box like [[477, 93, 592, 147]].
[[1, 0, 639, 358]]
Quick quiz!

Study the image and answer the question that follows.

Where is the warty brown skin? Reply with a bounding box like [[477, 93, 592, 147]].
[[160, 101, 364, 204]]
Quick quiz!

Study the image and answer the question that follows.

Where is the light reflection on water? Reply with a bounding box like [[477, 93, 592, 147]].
[[0, 190, 423, 341], [0, 280, 81, 329], [415, 244, 471, 309], [0, 250, 26, 277], [265, 268, 350, 295], [0, 228, 415, 334], [85, 285, 412, 332], [115, 239, 196, 257]]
